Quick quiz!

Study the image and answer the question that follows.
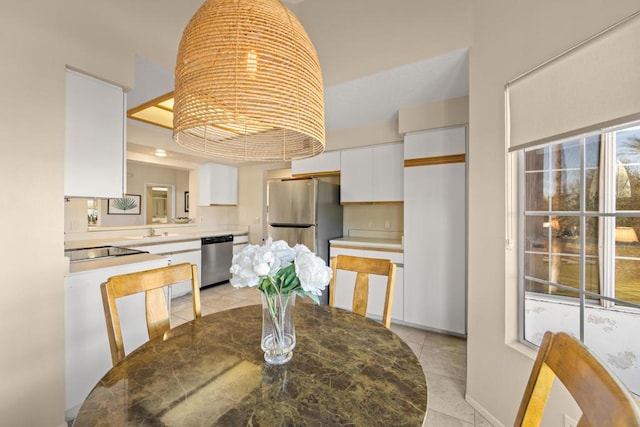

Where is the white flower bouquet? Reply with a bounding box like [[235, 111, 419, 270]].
[[230, 239, 332, 364], [229, 238, 332, 303]]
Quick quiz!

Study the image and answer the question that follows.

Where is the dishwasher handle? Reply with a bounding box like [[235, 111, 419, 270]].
[[202, 235, 234, 245]]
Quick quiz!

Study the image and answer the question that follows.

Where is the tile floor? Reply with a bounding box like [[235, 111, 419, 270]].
[[171, 283, 493, 427]]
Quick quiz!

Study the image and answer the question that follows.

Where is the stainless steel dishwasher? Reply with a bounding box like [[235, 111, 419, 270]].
[[201, 235, 233, 287]]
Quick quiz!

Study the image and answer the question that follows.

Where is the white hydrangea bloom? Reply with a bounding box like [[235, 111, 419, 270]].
[[229, 239, 331, 301], [295, 251, 332, 296], [229, 244, 261, 287]]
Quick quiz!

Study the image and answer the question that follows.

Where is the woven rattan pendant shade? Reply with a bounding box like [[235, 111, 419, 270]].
[[173, 0, 325, 161]]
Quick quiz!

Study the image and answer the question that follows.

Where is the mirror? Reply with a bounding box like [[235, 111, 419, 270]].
[[146, 184, 174, 223]]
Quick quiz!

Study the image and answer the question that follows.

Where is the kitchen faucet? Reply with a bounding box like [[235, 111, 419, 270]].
[[148, 227, 156, 237]]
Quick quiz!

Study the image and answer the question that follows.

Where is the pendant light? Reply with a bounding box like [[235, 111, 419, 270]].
[[173, 0, 325, 161]]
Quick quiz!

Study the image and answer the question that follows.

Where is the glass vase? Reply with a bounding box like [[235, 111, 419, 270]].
[[261, 292, 296, 365]]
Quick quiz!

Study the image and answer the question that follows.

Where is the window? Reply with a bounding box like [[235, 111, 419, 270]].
[[519, 121, 640, 395]]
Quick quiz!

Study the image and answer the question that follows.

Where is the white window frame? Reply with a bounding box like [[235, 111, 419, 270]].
[[518, 122, 640, 340]]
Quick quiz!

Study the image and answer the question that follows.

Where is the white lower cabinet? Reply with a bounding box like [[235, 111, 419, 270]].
[[65, 257, 169, 419], [233, 234, 249, 255], [126, 239, 202, 297], [329, 246, 404, 322]]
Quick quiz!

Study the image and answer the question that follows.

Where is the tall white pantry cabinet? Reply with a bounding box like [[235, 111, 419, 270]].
[[403, 127, 467, 335]]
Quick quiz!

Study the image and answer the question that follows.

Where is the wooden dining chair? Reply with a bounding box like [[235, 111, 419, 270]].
[[100, 262, 201, 365], [329, 255, 397, 328], [515, 331, 640, 427]]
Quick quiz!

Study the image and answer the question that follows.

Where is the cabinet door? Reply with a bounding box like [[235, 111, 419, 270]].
[[291, 151, 340, 176], [340, 147, 373, 203], [65, 258, 168, 413], [403, 127, 466, 334], [169, 250, 201, 298], [363, 249, 403, 321], [199, 163, 238, 205], [372, 143, 403, 202], [329, 246, 363, 310], [233, 234, 249, 255], [330, 246, 404, 322], [64, 69, 125, 199], [341, 143, 403, 203]]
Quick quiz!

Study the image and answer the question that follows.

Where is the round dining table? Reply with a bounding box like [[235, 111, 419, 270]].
[[74, 303, 428, 426]]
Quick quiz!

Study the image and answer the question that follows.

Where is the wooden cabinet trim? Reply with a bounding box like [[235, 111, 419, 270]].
[[404, 154, 466, 167], [341, 201, 404, 206], [291, 170, 340, 178]]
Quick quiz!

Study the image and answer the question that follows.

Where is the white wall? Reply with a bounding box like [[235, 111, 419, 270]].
[[467, 2, 640, 425], [0, 2, 137, 424]]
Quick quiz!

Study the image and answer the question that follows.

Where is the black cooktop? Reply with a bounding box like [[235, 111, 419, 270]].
[[64, 246, 148, 262]]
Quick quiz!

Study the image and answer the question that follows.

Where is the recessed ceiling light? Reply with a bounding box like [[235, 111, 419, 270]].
[[154, 148, 167, 157]]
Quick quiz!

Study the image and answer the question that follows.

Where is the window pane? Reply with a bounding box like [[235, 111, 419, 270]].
[[585, 168, 600, 211], [585, 134, 600, 168], [585, 216, 599, 255], [551, 140, 581, 170], [525, 171, 548, 211], [615, 218, 640, 305], [550, 170, 581, 211], [525, 146, 547, 171], [616, 126, 640, 211], [524, 215, 548, 244], [615, 259, 640, 304], [524, 254, 548, 283], [553, 215, 579, 241]]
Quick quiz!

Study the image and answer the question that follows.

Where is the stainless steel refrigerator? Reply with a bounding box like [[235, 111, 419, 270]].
[[267, 178, 343, 304]]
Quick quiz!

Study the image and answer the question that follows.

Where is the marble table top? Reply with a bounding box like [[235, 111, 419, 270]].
[[74, 303, 428, 426]]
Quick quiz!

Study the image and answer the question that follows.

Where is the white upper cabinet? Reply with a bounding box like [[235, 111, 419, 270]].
[[372, 143, 404, 202], [340, 142, 403, 203], [64, 69, 126, 199], [291, 151, 340, 176], [199, 163, 238, 206], [340, 146, 373, 203]]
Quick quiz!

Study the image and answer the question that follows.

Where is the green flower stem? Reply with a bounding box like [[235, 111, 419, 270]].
[[262, 276, 292, 349]]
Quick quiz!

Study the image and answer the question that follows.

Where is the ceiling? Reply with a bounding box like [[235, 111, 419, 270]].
[[125, 2, 469, 166]]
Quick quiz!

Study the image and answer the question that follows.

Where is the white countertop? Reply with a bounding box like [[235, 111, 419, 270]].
[[330, 236, 403, 251], [66, 253, 168, 275], [65, 228, 249, 250]]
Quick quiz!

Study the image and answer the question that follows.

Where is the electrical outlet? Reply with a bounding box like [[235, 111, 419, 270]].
[[384, 219, 391, 229], [563, 413, 578, 427], [368, 219, 374, 228], [199, 216, 204, 223]]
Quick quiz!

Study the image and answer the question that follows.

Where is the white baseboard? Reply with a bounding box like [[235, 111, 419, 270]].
[[465, 393, 505, 427]]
